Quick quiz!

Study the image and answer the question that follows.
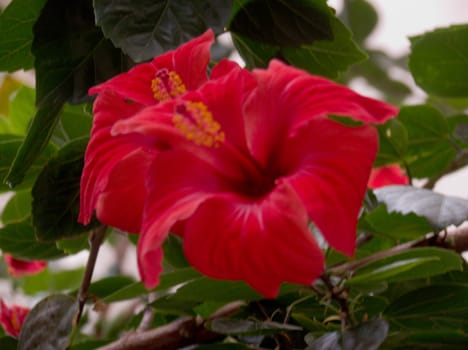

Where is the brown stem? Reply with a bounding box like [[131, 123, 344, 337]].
[[76, 225, 107, 325], [97, 301, 245, 350], [327, 225, 468, 276]]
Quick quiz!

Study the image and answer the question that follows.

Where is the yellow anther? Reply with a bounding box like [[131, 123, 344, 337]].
[[173, 101, 225, 147], [151, 68, 187, 101]]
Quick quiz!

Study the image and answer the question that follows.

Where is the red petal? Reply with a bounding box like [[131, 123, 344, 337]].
[[89, 30, 214, 104], [279, 118, 378, 256], [137, 150, 227, 288], [368, 165, 409, 189], [96, 149, 155, 233], [245, 60, 397, 166], [4, 254, 46, 277], [111, 67, 257, 182], [79, 91, 149, 230], [183, 183, 324, 298]]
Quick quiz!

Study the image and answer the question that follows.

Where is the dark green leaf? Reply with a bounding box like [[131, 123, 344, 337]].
[[94, 0, 232, 62], [70, 340, 110, 350], [282, 16, 367, 78], [22, 268, 85, 295], [348, 247, 462, 286], [209, 317, 301, 336], [374, 185, 468, 230], [171, 277, 262, 302], [409, 24, 468, 97], [0, 134, 56, 192], [231, 32, 279, 68], [0, 0, 47, 72], [163, 233, 189, 268], [387, 330, 468, 349], [32, 138, 98, 241], [0, 220, 65, 260], [5, 0, 129, 187], [386, 284, 468, 318], [1, 190, 32, 224], [18, 295, 78, 350], [229, 0, 333, 47], [362, 205, 432, 240], [398, 105, 456, 178], [0, 336, 18, 350], [341, 0, 378, 43]]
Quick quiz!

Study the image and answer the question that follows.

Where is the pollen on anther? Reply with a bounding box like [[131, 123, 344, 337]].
[[173, 101, 225, 147], [151, 68, 187, 101]]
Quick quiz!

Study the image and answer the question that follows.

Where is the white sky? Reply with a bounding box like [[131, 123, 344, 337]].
[[328, 0, 468, 198]]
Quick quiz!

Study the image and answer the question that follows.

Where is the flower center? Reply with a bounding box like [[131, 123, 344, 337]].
[[173, 101, 225, 147], [151, 68, 187, 101]]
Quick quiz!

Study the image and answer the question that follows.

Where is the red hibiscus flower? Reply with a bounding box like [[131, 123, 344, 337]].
[[108, 60, 398, 297], [0, 299, 29, 338], [79, 30, 237, 232], [3, 254, 46, 277], [368, 164, 409, 189]]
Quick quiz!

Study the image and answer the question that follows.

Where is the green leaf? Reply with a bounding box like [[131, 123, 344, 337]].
[[88, 276, 135, 299], [0, 134, 56, 192], [341, 0, 378, 43], [0, 220, 65, 260], [229, 0, 333, 47], [409, 24, 468, 97], [56, 234, 90, 255], [51, 103, 93, 147], [398, 105, 456, 178], [387, 330, 468, 349], [94, 0, 232, 62], [0, 0, 47, 72], [1, 190, 32, 224], [362, 205, 432, 240], [170, 277, 262, 303], [5, 0, 128, 188], [18, 294, 78, 350], [163, 233, 189, 268], [22, 268, 85, 295], [282, 15, 367, 78], [375, 119, 408, 166], [0, 336, 18, 350], [32, 138, 98, 241], [102, 267, 201, 302], [5, 100, 63, 188], [8, 86, 35, 135], [374, 185, 468, 230], [386, 284, 468, 318], [348, 247, 462, 286]]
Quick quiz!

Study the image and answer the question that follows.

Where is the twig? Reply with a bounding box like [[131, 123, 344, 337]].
[[97, 301, 245, 350], [76, 225, 107, 325], [327, 225, 468, 276]]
